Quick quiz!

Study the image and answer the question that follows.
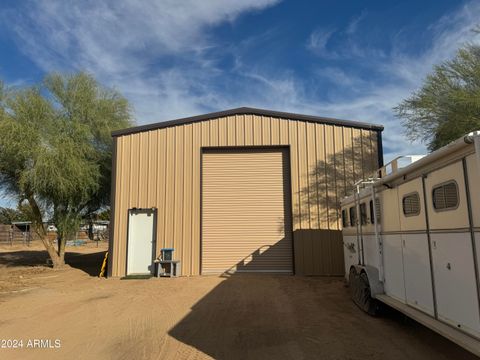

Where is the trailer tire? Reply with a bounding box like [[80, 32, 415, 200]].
[[348, 267, 357, 297], [350, 269, 380, 316], [357, 272, 380, 316]]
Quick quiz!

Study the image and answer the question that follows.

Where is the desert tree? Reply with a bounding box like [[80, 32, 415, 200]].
[[395, 43, 480, 151], [0, 205, 31, 224], [0, 73, 132, 267]]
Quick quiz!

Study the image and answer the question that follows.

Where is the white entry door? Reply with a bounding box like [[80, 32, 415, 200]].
[[127, 209, 156, 275]]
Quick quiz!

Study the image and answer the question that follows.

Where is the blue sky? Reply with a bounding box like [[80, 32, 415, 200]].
[[0, 0, 479, 206]]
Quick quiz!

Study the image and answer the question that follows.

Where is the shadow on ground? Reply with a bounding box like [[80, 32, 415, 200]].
[[0, 249, 105, 276], [168, 274, 477, 360], [66, 251, 106, 276]]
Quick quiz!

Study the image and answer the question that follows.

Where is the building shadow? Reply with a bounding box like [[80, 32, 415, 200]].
[[170, 243, 299, 359], [167, 263, 476, 360], [293, 229, 344, 276], [168, 273, 299, 360], [227, 241, 293, 274]]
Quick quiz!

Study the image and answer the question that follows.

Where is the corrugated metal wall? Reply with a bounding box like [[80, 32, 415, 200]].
[[110, 114, 380, 276]]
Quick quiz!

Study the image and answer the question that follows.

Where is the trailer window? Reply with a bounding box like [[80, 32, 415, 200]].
[[341, 209, 348, 228], [349, 207, 357, 226], [360, 203, 367, 225], [402, 192, 420, 217], [432, 181, 459, 211]]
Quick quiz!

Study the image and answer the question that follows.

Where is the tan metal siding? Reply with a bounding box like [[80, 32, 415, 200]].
[[191, 123, 201, 274], [289, 121, 300, 229], [164, 127, 175, 250], [111, 114, 380, 276], [315, 124, 327, 230], [294, 229, 345, 276], [174, 125, 184, 256], [183, 124, 193, 272], [157, 130, 167, 251], [262, 116, 271, 144], [235, 115, 244, 146], [306, 122, 317, 229], [298, 121, 309, 229], [202, 149, 292, 273], [325, 125, 337, 230]]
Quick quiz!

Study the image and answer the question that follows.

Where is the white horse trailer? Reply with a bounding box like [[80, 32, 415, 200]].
[[341, 131, 480, 357]]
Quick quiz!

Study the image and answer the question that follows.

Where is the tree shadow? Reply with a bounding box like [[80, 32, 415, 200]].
[[293, 135, 378, 230], [0, 248, 105, 276], [0, 250, 49, 267], [65, 250, 106, 276], [291, 136, 378, 275]]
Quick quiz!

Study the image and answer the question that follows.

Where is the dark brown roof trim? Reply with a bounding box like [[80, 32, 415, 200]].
[[112, 107, 384, 137]]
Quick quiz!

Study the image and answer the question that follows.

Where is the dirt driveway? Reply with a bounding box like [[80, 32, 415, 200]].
[[0, 243, 477, 360]]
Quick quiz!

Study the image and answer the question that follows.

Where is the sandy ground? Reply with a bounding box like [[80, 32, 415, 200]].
[[0, 242, 477, 360]]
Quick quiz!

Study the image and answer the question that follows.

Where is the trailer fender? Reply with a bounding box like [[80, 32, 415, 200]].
[[356, 265, 383, 297], [349, 265, 383, 316]]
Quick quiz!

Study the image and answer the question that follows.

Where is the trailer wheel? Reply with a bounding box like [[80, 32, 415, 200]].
[[356, 272, 379, 316], [349, 267, 357, 283], [348, 267, 357, 297]]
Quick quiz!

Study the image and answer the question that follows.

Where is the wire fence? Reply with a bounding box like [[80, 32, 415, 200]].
[[0, 226, 36, 245], [0, 224, 109, 246]]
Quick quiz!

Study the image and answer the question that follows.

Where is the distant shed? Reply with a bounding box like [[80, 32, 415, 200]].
[[108, 107, 383, 277]]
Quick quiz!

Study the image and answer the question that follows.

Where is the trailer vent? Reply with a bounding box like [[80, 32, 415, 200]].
[[402, 192, 420, 217], [432, 181, 459, 211]]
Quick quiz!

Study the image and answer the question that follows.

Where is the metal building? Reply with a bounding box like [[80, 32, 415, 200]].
[[108, 107, 383, 277]]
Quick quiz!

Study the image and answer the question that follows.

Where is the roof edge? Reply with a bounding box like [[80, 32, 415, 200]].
[[112, 107, 384, 137]]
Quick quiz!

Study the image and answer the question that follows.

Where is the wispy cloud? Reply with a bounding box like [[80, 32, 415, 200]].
[[2, 0, 280, 121], [346, 10, 367, 35], [1, 0, 480, 164], [306, 29, 338, 59], [306, 13, 385, 61], [304, 1, 480, 160]]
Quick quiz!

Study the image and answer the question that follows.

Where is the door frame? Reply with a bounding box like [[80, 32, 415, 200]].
[[199, 146, 294, 275], [125, 207, 158, 275]]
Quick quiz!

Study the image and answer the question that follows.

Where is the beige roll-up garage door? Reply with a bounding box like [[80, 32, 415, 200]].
[[202, 148, 293, 274]]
